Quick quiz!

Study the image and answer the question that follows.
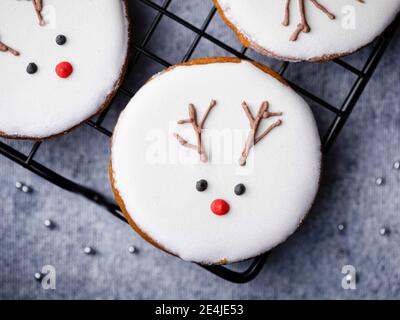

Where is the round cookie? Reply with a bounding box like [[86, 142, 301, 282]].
[[214, 0, 400, 62], [110, 57, 322, 264], [0, 0, 129, 139]]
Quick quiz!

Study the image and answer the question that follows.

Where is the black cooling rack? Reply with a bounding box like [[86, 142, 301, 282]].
[[0, 0, 399, 284]]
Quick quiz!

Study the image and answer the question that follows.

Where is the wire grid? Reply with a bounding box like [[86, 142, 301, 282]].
[[0, 0, 399, 283]]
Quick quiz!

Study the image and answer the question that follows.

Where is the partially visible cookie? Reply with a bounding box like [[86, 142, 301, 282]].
[[214, 0, 400, 62], [0, 0, 129, 139], [110, 57, 321, 264]]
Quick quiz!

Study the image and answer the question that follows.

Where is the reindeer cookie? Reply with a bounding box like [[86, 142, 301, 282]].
[[110, 58, 321, 264], [214, 0, 400, 61], [0, 0, 129, 139]]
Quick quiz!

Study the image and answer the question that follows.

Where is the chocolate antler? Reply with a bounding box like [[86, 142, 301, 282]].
[[0, 41, 19, 56], [32, 0, 45, 26], [173, 100, 217, 163], [239, 101, 283, 166], [283, 0, 364, 41]]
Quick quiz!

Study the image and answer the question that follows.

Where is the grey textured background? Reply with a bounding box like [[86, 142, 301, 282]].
[[1, 0, 400, 299]]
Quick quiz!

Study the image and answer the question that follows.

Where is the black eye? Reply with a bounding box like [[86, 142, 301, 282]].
[[196, 179, 208, 192], [234, 184, 246, 196], [56, 35, 67, 46], [26, 62, 38, 74]]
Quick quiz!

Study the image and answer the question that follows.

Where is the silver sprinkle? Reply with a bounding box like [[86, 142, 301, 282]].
[[375, 177, 384, 186], [337, 224, 345, 232], [379, 227, 389, 236], [34, 272, 42, 280], [15, 181, 23, 189], [44, 219, 52, 228], [394, 161, 400, 170], [84, 246, 93, 255], [128, 245, 136, 254], [22, 185, 30, 193]]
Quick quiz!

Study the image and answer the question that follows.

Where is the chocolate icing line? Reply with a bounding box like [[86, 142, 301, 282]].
[[239, 101, 283, 166], [0, 41, 19, 56], [32, 0, 46, 26], [174, 100, 217, 163]]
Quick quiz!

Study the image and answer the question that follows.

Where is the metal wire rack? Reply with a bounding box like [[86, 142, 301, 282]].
[[0, 0, 399, 284]]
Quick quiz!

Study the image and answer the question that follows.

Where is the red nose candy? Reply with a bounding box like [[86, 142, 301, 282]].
[[210, 199, 230, 216], [56, 61, 73, 78]]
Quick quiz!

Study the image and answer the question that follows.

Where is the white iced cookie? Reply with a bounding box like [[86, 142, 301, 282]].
[[214, 0, 400, 61], [0, 0, 129, 139], [111, 58, 321, 264]]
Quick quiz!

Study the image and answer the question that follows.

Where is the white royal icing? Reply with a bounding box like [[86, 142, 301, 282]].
[[0, 0, 128, 138], [111, 60, 322, 264], [216, 0, 400, 61]]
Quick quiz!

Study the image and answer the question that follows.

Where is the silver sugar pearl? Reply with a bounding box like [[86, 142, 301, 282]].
[[44, 219, 53, 228], [84, 246, 93, 255], [375, 177, 384, 186], [379, 227, 389, 236], [34, 272, 42, 281], [337, 223, 345, 232], [345, 274, 353, 282], [22, 185, 30, 193], [15, 181, 23, 189], [394, 161, 400, 170], [128, 245, 136, 254]]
